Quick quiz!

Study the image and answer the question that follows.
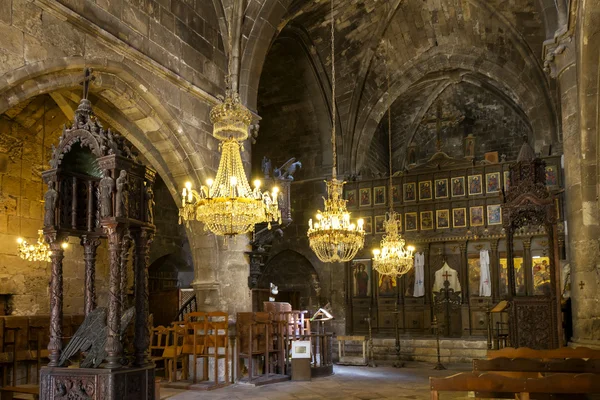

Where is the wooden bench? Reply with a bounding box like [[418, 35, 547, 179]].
[[0, 384, 39, 400], [430, 347, 600, 399], [430, 372, 600, 400]]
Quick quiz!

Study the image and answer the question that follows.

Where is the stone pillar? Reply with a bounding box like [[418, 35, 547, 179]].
[[45, 234, 66, 367], [544, 8, 600, 347], [81, 235, 101, 316], [134, 228, 154, 366], [189, 222, 252, 315], [104, 223, 124, 369]]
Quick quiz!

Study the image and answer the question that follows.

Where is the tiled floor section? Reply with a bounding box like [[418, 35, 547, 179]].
[[160, 362, 472, 399]]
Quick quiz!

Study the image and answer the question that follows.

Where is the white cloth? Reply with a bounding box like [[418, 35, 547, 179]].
[[433, 262, 461, 292], [413, 252, 425, 297], [479, 250, 491, 297]]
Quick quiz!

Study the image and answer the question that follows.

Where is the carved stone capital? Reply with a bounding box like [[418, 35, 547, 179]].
[[543, 34, 575, 79]]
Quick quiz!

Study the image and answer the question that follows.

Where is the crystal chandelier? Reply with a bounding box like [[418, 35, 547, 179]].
[[372, 212, 415, 276], [179, 81, 280, 237], [17, 230, 67, 262], [371, 26, 415, 276], [307, 0, 365, 263]]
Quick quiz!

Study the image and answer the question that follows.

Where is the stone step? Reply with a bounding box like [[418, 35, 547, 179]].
[[333, 337, 487, 364]]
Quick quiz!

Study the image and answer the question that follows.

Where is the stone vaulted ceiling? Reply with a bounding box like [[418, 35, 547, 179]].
[[253, 0, 559, 175]]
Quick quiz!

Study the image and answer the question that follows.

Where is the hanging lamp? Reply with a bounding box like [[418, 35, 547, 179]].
[[17, 99, 67, 261], [371, 21, 415, 276], [307, 0, 365, 263], [178, 22, 280, 237]]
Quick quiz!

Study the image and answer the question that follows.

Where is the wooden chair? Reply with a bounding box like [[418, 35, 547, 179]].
[[164, 324, 187, 383], [193, 312, 229, 387], [149, 326, 169, 378]]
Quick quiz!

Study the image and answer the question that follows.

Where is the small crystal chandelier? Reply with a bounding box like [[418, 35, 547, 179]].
[[179, 71, 280, 235], [17, 230, 67, 262], [372, 212, 415, 276], [371, 29, 415, 276], [307, 0, 365, 263]]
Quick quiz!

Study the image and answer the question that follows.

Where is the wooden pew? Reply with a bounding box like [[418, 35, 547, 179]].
[[487, 346, 600, 360], [430, 372, 600, 400]]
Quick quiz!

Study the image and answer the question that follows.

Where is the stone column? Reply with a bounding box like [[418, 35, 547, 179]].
[[134, 228, 154, 366], [103, 222, 124, 369], [45, 234, 66, 367], [544, 11, 600, 346], [81, 235, 101, 316]]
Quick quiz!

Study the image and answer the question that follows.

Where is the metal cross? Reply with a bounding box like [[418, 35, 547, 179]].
[[80, 68, 95, 100], [442, 271, 452, 281], [421, 101, 465, 153], [579, 281, 585, 290]]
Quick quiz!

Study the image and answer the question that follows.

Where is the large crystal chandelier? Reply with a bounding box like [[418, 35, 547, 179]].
[[307, 0, 365, 263], [179, 77, 280, 236], [372, 30, 415, 276]]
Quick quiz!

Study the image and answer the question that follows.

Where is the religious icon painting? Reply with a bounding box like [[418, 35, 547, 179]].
[[468, 174, 483, 196], [470, 206, 484, 226], [487, 204, 502, 225], [392, 185, 401, 203], [359, 187, 372, 207], [419, 181, 432, 201], [545, 165, 558, 187], [486, 172, 501, 194], [451, 176, 466, 197], [405, 212, 418, 231], [453, 208, 467, 228], [404, 182, 416, 202], [420, 211, 434, 230], [435, 179, 448, 199], [374, 186, 386, 206], [352, 259, 372, 297], [436, 209, 450, 229], [374, 215, 386, 234], [345, 189, 357, 208], [378, 274, 397, 297], [362, 216, 373, 234], [503, 171, 510, 192]]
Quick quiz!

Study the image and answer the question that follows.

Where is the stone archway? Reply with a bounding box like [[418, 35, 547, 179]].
[[259, 250, 321, 312]]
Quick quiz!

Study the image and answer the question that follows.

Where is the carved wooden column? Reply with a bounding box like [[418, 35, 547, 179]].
[[506, 227, 516, 298], [134, 227, 154, 366], [423, 246, 431, 304], [459, 241, 468, 303], [490, 240, 500, 301], [81, 235, 101, 316], [46, 236, 65, 367], [120, 231, 132, 310], [104, 223, 124, 369], [523, 238, 533, 295]]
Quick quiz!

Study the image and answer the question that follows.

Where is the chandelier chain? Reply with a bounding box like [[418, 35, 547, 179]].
[[330, 0, 337, 179]]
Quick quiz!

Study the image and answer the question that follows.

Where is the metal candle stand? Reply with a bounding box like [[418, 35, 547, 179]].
[[432, 316, 446, 370], [366, 311, 376, 368], [392, 305, 404, 368]]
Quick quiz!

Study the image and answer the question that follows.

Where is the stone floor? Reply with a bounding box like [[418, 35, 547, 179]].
[[160, 362, 472, 399]]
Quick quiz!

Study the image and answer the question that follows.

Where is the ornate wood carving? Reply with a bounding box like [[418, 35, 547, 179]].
[[103, 223, 124, 368], [133, 228, 154, 366], [502, 141, 561, 349], [45, 232, 67, 367], [120, 231, 132, 310], [81, 235, 101, 316]]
